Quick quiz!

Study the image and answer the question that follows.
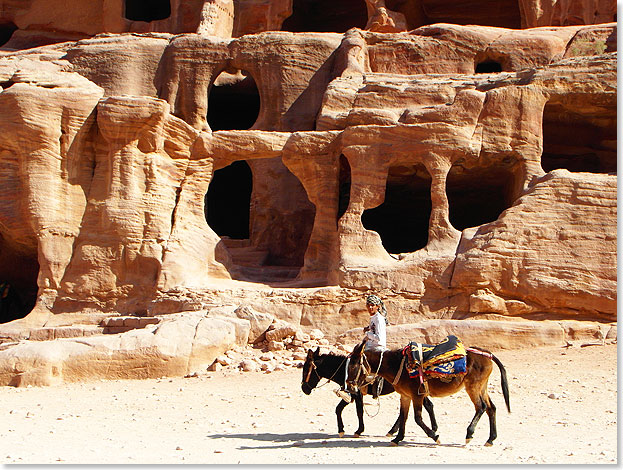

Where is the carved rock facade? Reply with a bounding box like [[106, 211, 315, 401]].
[[0, 1, 616, 383]]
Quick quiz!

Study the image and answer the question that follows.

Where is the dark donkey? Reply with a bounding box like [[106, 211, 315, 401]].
[[301, 347, 437, 438], [346, 340, 510, 446]]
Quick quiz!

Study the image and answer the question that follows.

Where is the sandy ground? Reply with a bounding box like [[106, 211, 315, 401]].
[[0, 342, 617, 465]]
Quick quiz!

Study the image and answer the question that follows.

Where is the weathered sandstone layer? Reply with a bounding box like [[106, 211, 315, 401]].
[[0, 1, 616, 384]]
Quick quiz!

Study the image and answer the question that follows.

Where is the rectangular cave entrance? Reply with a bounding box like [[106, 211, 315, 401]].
[[386, 0, 521, 29], [206, 158, 315, 284], [124, 0, 171, 22], [0, 238, 39, 324], [541, 101, 617, 174], [361, 163, 432, 255], [446, 159, 517, 231], [281, 0, 368, 33]]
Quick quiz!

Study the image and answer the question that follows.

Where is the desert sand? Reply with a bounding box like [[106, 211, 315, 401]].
[[0, 342, 617, 465]]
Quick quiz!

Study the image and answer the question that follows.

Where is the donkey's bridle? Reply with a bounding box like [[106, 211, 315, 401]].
[[302, 355, 349, 389], [349, 349, 384, 389], [303, 358, 320, 385]]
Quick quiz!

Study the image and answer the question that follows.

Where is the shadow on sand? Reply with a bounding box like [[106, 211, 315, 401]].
[[206, 432, 466, 451]]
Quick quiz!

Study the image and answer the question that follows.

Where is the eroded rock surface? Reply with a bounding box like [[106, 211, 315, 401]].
[[0, 2, 616, 384]]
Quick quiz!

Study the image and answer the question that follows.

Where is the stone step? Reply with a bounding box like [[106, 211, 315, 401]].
[[220, 237, 251, 249], [100, 316, 160, 334], [227, 246, 269, 266], [28, 325, 105, 341], [234, 265, 301, 282]]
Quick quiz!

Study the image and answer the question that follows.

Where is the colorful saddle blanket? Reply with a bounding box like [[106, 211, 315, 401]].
[[403, 335, 467, 380]]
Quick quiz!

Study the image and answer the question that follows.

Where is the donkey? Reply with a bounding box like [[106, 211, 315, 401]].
[[302, 347, 437, 438], [346, 340, 510, 446]]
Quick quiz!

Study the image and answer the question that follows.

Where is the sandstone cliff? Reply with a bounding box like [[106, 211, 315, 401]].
[[0, 1, 616, 384]]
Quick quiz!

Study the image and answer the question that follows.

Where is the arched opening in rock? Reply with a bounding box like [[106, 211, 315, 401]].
[[205, 160, 252, 240], [281, 0, 368, 33], [475, 60, 503, 73], [541, 102, 617, 174], [0, 21, 17, 47], [362, 164, 432, 254], [337, 154, 351, 222], [207, 71, 260, 132], [446, 160, 517, 231], [125, 0, 171, 22], [0, 240, 39, 324], [208, 159, 316, 284]]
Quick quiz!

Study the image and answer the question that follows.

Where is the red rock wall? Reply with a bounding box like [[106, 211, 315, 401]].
[[0, 3, 616, 330]]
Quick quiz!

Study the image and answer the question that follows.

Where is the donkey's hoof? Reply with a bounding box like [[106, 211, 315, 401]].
[[465, 438, 472, 445], [390, 441, 400, 446], [386, 432, 394, 438], [338, 432, 345, 438], [435, 438, 441, 445], [353, 433, 361, 438], [484, 441, 494, 447]]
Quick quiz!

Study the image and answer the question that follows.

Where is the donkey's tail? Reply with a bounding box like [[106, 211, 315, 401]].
[[491, 354, 511, 413]]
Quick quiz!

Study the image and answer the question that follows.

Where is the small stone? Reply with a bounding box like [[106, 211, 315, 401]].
[[309, 329, 324, 340], [267, 340, 286, 351], [295, 331, 311, 342], [240, 359, 259, 372], [259, 352, 274, 361], [208, 362, 222, 372]]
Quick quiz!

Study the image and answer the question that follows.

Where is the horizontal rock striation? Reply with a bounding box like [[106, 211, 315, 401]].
[[0, 3, 616, 383]]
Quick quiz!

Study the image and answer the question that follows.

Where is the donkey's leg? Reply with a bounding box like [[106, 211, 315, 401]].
[[387, 412, 400, 437], [335, 399, 349, 437], [423, 397, 438, 433], [353, 392, 365, 437], [483, 392, 498, 446], [413, 397, 440, 444], [391, 394, 411, 445], [465, 392, 487, 444]]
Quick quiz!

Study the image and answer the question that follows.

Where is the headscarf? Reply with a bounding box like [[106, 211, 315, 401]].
[[366, 294, 389, 325]]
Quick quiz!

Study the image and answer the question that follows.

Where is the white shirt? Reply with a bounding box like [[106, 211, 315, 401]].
[[365, 312, 387, 351]]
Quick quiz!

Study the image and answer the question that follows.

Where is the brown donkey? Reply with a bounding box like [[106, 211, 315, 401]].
[[346, 340, 510, 446]]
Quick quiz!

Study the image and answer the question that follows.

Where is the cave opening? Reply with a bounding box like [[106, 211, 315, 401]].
[[387, 0, 521, 30], [0, 21, 17, 48], [207, 71, 260, 132], [207, 158, 315, 284], [337, 155, 351, 223], [362, 164, 432, 254], [446, 161, 517, 231], [205, 160, 252, 240], [475, 60, 503, 73], [541, 102, 617, 174], [0, 241, 39, 324], [281, 0, 368, 33], [125, 0, 171, 22]]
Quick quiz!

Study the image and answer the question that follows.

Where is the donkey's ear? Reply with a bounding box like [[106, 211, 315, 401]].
[[314, 346, 320, 357]]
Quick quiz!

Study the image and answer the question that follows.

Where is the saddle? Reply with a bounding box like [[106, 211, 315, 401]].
[[402, 335, 467, 381]]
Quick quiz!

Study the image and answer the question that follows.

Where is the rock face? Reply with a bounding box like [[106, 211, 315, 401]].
[[0, 1, 616, 383], [0, 312, 251, 386]]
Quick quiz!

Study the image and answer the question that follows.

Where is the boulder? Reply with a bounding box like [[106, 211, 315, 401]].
[[0, 313, 250, 386]]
